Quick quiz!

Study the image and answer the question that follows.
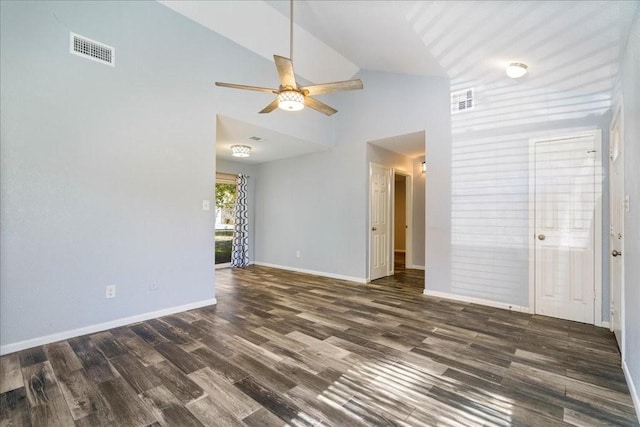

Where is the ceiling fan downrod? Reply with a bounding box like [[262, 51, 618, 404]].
[[290, 0, 294, 63]]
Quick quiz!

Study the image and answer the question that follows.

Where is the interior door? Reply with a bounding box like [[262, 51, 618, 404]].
[[534, 135, 596, 324], [369, 164, 390, 280], [610, 110, 624, 349]]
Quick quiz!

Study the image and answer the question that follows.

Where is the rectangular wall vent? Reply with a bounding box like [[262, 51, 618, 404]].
[[70, 32, 114, 66], [451, 88, 474, 113]]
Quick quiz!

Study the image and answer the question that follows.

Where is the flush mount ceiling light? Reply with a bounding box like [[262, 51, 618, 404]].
[[231, 145, 251, 158], [506, 62, 528, 78], [277, 90, 304, 111]]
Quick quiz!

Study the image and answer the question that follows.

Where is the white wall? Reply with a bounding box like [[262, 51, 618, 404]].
[[254, 71, 451, 282], [0, 0, 332, 352], [449, 117, 610, 309], [620, 11, 640, 419]]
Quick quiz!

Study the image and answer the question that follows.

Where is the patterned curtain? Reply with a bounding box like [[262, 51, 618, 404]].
[[231, 174, 249, 267]]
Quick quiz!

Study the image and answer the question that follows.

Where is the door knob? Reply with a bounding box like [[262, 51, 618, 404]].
[[538, 234, 545, 241], [371, 227, 377, 231], [612, 249, 622, 257]]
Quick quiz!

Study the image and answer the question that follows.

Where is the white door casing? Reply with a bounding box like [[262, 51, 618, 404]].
[[610, 104, 625, 351], [369, 163, 391, 281], [533, 132, 601, 324]]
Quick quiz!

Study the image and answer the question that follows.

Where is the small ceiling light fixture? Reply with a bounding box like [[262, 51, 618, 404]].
[[277, 90, 304, 111], [231, 145, 251, 158], [506, 62, 528, 79], [421, 161, 426, 173]]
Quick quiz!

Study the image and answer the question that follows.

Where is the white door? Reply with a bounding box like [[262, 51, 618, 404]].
[[610, 109, 624, 349], [534, 135, 597, 324], [369, 164, 391, 281]]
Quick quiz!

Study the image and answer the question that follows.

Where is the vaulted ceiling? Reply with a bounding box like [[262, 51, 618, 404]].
[[161, 1, 637, 84], [160, 0, 638, 157]]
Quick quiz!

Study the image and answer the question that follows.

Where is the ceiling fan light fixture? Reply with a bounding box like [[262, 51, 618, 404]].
[[506, 62, 528, 78], [231, 145, 251, 158], [277, 90, 304, 111]]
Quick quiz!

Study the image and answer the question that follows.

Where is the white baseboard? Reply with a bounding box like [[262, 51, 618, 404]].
[[407, 264, 425, 270], [0, 298, 217, 356], [423, 289, 530, 313], [600, 320, 610, 329], [253, 262, 366, 284], [623, 360, 640, 423]]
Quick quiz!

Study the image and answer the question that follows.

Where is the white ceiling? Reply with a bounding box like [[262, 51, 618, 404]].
[[161, 0, 638, 161], [216, 115, 329, 164], [162, 1, 637, 83], [264, 0, 447, 78], [159, 0, 359, 83], [370, 131, 426, 159]]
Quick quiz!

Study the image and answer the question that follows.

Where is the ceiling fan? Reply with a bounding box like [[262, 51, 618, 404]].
[[215, 0, 363, 116]]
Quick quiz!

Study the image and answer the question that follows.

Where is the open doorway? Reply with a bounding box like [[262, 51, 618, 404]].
[[215, 173, 237, 268], [393, 172, 412, 274], [367, 131, 425, 287]]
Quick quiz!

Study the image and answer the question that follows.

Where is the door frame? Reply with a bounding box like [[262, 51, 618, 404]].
[[390, 170, 413, 273], [527, 130, 603, 326], [368, 162, 392, 281], [609, 99, 625, 354]]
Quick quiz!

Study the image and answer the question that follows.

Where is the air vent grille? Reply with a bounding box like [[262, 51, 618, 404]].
[[451, 88, 473, 113], [248, 136, 263, 141], [70, 33, 114, 66]]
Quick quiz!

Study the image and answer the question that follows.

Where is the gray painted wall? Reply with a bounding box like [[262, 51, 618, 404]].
[[620, 11, 640, 417], [334, 71, 452, 284], [0, 0, 331, 349], [254, 71, 451, 281]]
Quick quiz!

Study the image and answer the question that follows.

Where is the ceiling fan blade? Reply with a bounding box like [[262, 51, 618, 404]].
[[305, 96, 338, 116], [215, 82, 277, 93], [274, 55, 297, 89], [259, 99, 279, 114], [300, 79, 363, 96]]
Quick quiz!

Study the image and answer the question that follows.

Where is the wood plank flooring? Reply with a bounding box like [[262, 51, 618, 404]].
[[1, 265, 638, 426]]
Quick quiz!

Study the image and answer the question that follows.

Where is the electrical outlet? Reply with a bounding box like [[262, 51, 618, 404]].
[[202, 200, 210, 211], [296, 250, 301, 258], [150, 282, 159, 291], [106, 285, 116, 299]]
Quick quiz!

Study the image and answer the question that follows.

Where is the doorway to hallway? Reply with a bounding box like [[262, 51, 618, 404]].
[[393, 171, 412, 272]]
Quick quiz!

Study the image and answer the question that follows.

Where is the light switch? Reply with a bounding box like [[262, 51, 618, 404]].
[[624, 195, 630, 213], [202, 200, 210, 211]]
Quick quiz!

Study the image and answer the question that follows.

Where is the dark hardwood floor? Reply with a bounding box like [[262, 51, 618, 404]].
[[1, 264, 638, 426]]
